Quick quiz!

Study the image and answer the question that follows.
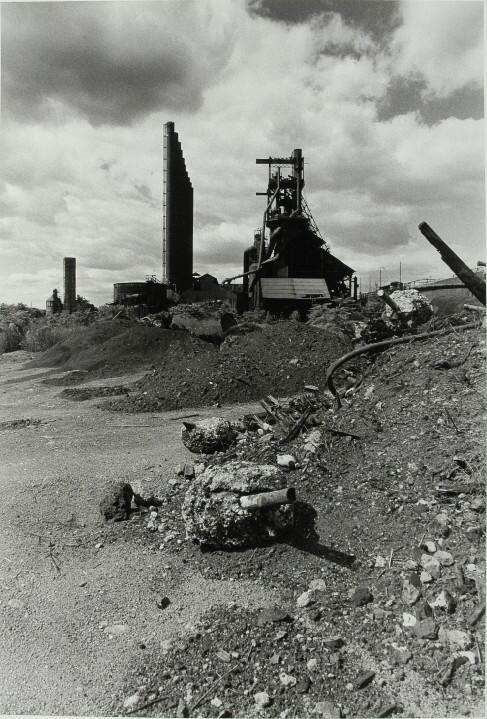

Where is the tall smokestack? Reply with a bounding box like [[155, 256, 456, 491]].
[[63, 257, 76, 313], [162, 121, 193, 290]]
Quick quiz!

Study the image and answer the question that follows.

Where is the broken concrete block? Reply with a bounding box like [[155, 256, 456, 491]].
[[384, 289, 433, 326], [277, 454, 296, 470], [99, 481, 133, 522], [181, 418, 237, 454], [130, 475, 165, 507], [182, 461, 295, 548]]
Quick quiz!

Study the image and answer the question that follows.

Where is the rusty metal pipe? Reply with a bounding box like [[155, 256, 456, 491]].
[[326, 323, 477, 407], [239, 487, 296, 510], [377, 289, 403, 316]]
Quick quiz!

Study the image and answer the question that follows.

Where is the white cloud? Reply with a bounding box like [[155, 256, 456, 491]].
[[0, 1, 484, 307], [392, 0, 484, 97]]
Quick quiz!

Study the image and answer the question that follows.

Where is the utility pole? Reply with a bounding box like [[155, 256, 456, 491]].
[[379, 268, 382, 288], [399, 261, 402, 284]]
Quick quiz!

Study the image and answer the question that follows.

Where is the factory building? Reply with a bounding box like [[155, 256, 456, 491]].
[[162, 121, 193, 291], [113, 278, 166, 309]]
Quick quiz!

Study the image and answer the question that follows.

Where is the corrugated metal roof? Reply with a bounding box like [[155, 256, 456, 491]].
[[260, 278, 330, 299]]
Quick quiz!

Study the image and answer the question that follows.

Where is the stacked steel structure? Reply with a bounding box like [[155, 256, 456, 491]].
[[63, 257, 76, 313], [162, 122, 193, 291]]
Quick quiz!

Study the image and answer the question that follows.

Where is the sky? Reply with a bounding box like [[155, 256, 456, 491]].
[[0, 0, 484, 307]]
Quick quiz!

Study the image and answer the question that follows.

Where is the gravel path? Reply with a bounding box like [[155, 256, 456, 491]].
[[0, 352, 274, 715]]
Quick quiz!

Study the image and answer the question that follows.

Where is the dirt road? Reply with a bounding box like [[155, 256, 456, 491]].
[[0, 352, 275, 715]]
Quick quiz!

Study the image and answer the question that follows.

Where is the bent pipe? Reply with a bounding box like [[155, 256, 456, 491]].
[[326, 322, 478, 407]]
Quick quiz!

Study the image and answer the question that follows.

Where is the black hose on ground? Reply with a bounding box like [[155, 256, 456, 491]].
[[326, 322, 478, 407]]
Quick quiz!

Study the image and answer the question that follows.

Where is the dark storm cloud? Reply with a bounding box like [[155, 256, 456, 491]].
[[248, 0, 401, 39], [1, 2, 210, 125]]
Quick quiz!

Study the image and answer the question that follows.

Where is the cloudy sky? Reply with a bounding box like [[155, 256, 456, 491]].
[[0, 0, 484, 307]]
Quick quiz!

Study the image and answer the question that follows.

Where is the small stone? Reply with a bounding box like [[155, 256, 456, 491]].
[[183, 464, 195, 479], [296, 676, 311, 694], [277, 454, 296, 470], [216, 649, 232, 663], [402, 581, 420, 605], [420, 554, 441, 579], [375, 555, 387, 568], [123, 692, 140, 710], [254, 692, 271, 708], [351, 586, 373, 607], [176, 698, 189, 718], [420, 571, 433, 584], [257, 608, 291, 625], [269, 653, 280, 665], [211, 697, 223, 708], [313, 700, 341, 717], [307, 658, 318, 671], [470, 497, 485, 512], [161, 639, 173, 653], [95, 542, 104, 549], [156, 596, 170, 610], [430, 589, 456, 613], [404, 559, 418, 570], [297, 590, 315, 608], [392, 647, 412, 665], [104, 623, 128, 637], [7, 598, 24, 610], [354, 670, 375, 689], [279, 672, 297, 687], [414, 619, 438, 639], [458, 651, 476, 665], [402, 612, 417, 627], [422, 540, 436, 553], [434, 550, 454, 567], [438, 627, 472, 650], [323, 636, 344, 650], [309, 578, 327, 591]]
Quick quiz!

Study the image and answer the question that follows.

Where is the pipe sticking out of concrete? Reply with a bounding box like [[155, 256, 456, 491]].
[[239, 487, 296, 510]]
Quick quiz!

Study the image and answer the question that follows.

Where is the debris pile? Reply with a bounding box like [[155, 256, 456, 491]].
[[169, 301, 237, 343], [182, 461, 295, 548], [181, 417, 237, 454], [382, 289, 433, 327]]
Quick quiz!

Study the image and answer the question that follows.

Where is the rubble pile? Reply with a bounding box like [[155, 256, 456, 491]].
[[112, 322, 485, 718], [182, 461, 295, 548], [169, 301, 237, 343], [383, 289, 433, 326], [107, 321, 352, 412], [181, 417, 237, 454]]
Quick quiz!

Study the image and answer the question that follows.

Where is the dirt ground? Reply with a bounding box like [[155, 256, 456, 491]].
[[0, 318, 485, 719], [0, 352, 276, 716]]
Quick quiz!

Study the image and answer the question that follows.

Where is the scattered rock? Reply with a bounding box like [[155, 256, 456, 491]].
[[104, 623, 128, 637], [156, 596, 171, 610], [312, 700, 341, 717], [434, 550, 454, 567], [131, 475, 165, 506], [99, 481, 133, 522], [402, 581, 421, 605], [309, 578, 327, 591], [323, 636, 344, 650], [354, 670, 375, 689], [438, 627, 472, 650], [279, 672, 297, 687], [297, 590, 315, 608], [296, 676, 311, 694], [254, 691, 271, 708], [414, 619, 438, 639], [123, 692, 141, 710], [420, 554, 441, 579], [392, 647, 412, 665], [430, 589, 456, 613], [351, 586, 373, 607], [307, 658, 319, 672], [421, 540, 437, 553], [181, 418, 237, 454], [257, 608, 291, 626], [277, 454, 296, 470], [182, 461, 294, 548]]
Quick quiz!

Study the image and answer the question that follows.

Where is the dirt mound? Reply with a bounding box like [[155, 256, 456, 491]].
[[26, 320, 209, 378], [114, 324, 485, 719], [105, 321, 351, 412]]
